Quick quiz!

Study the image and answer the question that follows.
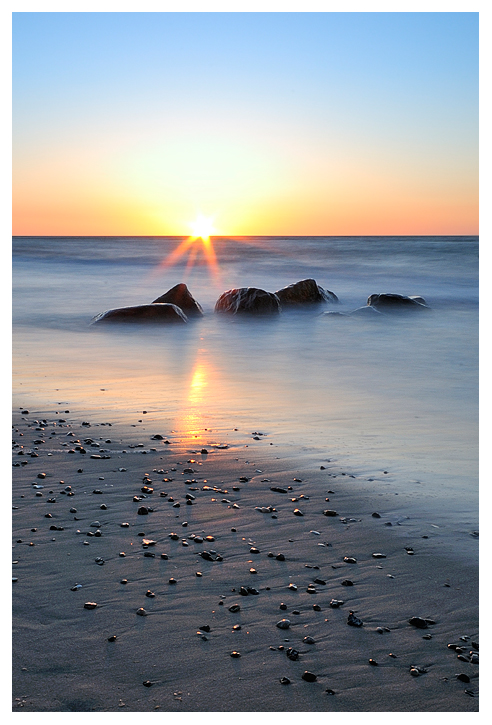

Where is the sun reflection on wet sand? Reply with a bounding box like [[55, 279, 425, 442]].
[[173, 357, 214, 444]]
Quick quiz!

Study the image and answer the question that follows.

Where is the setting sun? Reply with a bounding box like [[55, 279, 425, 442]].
[[189, 214, 216, 239]]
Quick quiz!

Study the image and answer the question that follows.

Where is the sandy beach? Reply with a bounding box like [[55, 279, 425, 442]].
[[12, 404, 479, 713]]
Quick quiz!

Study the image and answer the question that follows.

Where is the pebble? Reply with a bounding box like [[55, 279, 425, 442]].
[[323, 509, 338, 517], [286, 647, 299, 660], [229, 604, 241, 613], [230, 651, 241, 658], [368, 659, 378, 666], [279, 677, 291, 685], [136, 608, 147, 616], [408, 617, 429, 629], [276, 619, 291, 629], [303, 636, 315, 644], [301, 671, 317, 682], [293, 509, 304, 516], [347, 611, 363, 627], [107, 635, 117, 642], [456, 673, 471, 683], [372, 552, 386, 558], [329, 599, 344, 608], [341, 580, 353, 586], [84, 602, 97, 609], [343, 557, 357, 564]]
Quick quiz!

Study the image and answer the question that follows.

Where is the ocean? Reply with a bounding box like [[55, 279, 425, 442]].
[[12, 235, 479, 558]]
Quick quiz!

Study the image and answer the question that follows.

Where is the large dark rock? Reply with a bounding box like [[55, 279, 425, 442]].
[[275, 278, 338, 307], [92, 303, 188, 324], [367, 293, 429, 312], [215, 288, 281, 316], [152, 283, 203, 317]]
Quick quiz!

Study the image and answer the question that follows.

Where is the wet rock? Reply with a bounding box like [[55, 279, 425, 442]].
[[341, 579, 353, 586], [279, 677, 291, 685], [230, 651, 241, 658], [107, 635, 117, 642], [92, 303, 188, 324], [343, 556, 357, 563], [276, 619, 291, 629], [84, 602, 97, 609], [329, 599, 344, 608], [409, 617, 429, 629], [215, 287, 281, 316], [228, 604, 241, 613], [368, 659, 378, 666], [367, 293, 429, 312], [347, 611, 363, 627], [456, 673, 471, 683], [301, 671, 317, 682], [293, 508, 304, 516], [274, 278, 338, 307], [152, 283, 203, 317], [286, 647, 299, 660], [372, 552, 386, 558], [323, 509, 338, 517], [137, 506, 149, 515], [303, 636, 316, 644], [136, 608, 147, 616]]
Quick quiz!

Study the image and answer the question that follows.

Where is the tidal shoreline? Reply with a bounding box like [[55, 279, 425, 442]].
[[12, 404, 479, 712]]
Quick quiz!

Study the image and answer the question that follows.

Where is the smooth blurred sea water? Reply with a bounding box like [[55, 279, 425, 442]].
[[12, 236, 479, 548]]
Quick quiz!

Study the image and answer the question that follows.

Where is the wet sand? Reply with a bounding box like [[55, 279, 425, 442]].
[[12, 406, 479, 712]]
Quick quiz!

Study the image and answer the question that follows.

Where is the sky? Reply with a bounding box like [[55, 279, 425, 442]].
[[11, 10, 479, 236]]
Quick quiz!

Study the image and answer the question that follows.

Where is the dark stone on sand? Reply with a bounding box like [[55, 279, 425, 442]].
[[152, 283, 203, 317], [347, 611, 363, 627], [228, 604, 241, 613], [302, 671, 317, 682], [279, 677, 291, 685], [329, 599, 344, 608], [137, 506, 149, 515], [323, 509, 338, 516], [84, 602, 97, 609], [199, 625, 211, 632], [369, 659, 378, 666], [142, 681, 153, 687], [215, 287, 281, 316], [230, 651, 241, 658], [408, 616, 429, 629], [286, 647, 299, 660], [303, 636, 316, 644], [293, 508, 304, 516], [276, 619, 291, 629], [341, 580, 353, 586], [270, 486, 288, 493], [372, 512, 381, 518], [276, 553, 285, 561], [107, 635, 117, 642], [457, 673, 471, 683], [367, 293, 429, 312], [91, 303, 188, 324], [274, 278, 338, 307]]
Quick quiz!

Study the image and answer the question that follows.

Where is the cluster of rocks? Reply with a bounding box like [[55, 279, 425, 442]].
[[91, 280, 429, 324]]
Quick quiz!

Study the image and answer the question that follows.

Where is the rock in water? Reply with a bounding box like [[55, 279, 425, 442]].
[[91, 304, 188, 324], [274, 278, 338, 307], [152, 283, 203, 317], [214, 288, 281, 316], [366, 293, 429, 312]]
